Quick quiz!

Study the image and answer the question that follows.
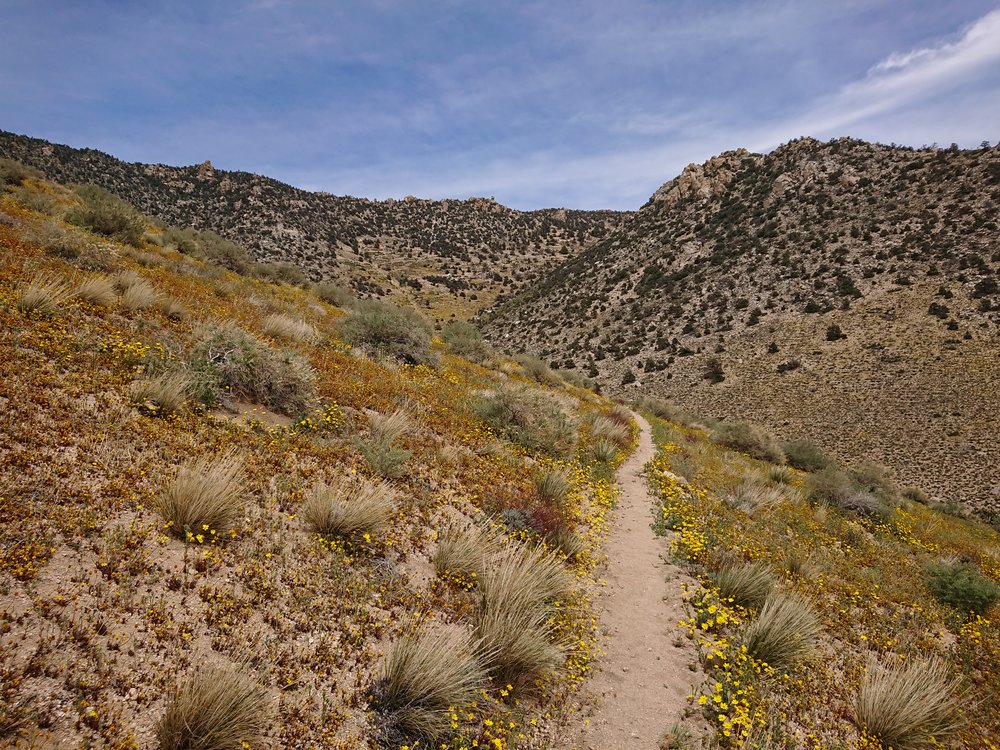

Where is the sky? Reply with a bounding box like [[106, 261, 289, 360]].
[[2, 1, 1000, 210]]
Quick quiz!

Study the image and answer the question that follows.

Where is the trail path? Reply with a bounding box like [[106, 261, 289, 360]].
[[560, 413, 699, 749]]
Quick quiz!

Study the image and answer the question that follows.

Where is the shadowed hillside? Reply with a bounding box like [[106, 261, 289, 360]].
[[483, 137, 1000, 512]]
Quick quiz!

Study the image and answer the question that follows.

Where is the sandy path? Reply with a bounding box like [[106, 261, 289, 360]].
[[560, 413, 698, 749]]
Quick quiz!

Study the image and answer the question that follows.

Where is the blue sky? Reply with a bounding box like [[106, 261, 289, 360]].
[[3, 1, 1000, 209]]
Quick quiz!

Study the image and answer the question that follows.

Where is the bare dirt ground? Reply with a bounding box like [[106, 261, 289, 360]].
[[559, 413, 700, 749]]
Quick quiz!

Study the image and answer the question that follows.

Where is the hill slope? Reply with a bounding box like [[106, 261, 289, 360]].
[[483, 137, 1000, 512], [0, 131, 627, 317]]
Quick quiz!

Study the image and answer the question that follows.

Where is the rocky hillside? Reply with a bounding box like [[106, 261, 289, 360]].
[[483, 137, 1000, 512], [0, 131, 627, 317]]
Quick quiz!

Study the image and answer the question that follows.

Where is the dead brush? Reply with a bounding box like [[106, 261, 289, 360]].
[[157, 664, 270, 750], [261, 312, 320, 344], [370, 626, 487, 742], [711, 561, 776, 610], [17, 273, 73, 315], [302, 474, 395, 537], [154, 454, 245, 540], [130, 371, 194, 416], [73, 274, 117, 306], [854, 655, 963, 750], [742, 592, 821, 670]]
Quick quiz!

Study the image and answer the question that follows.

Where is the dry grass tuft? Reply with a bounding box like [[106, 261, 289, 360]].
[[712, 561, 776, 610], [371, 626, 487, 741], [854, 656, 963, 750], [433, 525, 498, 578], [536, 468, 571, 503], [17, 273, 73, 315], [302, 475, 395, 537], [591, 438, 618, 463], [591, 416, 631, 446], [120, 277, 161, 311], [157, 665, 270, 750], [742, 592, 821, 669], [722, 479, 786, 513], [368, 408, 411, 444], [130, 372, 194, 416], [262, 312, 320, 344], [74, 275, 117, 306], [154, 454, 245, 540]]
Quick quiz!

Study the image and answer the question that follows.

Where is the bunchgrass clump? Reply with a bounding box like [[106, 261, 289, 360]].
[[591, 415, 631, 446], [370, 627, 487, 742], [121, 278, 161, 311], [711, 422, 786, 464], [74, 275, 117, 306], [368, 409, 411, 445], [742, 592, 821, 669], [433, 525, 497, 579], [261, 313, 320, 344], [592, 438, 618, 463], [711, 562, 775, 610], [130, 371, 194, 416], [157, 665, 270, 750], [722, 479, 785, 513], [360, 440, 413, 479], [536, 468, 571, 504], [191, 323, 316, 415], [854, 656, 963, 750], [926, 562, 1000, 617], [302, 475, 395, 537], [17, 273, 73, 316], [766, 465, 795, 485], [154, 454, 245, 540]]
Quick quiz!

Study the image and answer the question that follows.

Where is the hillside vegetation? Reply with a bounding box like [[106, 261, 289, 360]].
[[483, 138, 1000, 514], [645, 410, 1000, 749], [0, 131, 627, 319], [0, 166, 633, 749]]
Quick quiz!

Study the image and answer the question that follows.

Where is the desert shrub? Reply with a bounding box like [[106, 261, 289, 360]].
[[850, 460, 899, 503], [535, 468, 571, 504], [807, 467, 891, 521], [254, 260, 310, 287], [472, 386, 576, 458], [591, 415, 630, 446], [339, 300, 434, 365], [17, 274, 73, 316], [926, 563, 1000, 616], [66, 185, 144, 246], [780, 438, 830, 472], [314, 280, 355, 308], [441, 320, 494, 364], [474, 541, 571, 685], [711, 562, 775, 610], [154, 454, 245, 540], [370, 627, 487, 742], [302, 475, 394, 537], [555, 369, 596, 391], [130, 372, 193, 416], [591, 438, 618, 463], [74, 275, 117, 306], [157, 665, 270, 750], [637, 396, 689, 424], [261, 313, 320, 344], [31, 222, 91, 259], [0, 158, 41, 186], [902, 486, 930, 505], [190, 323, 315, 415], [742, 593, 821, 669], [711, 422, 785, 464], [163, 227, 254, 275], [517, 355, 560, 386], [854, 656, 962, 750]]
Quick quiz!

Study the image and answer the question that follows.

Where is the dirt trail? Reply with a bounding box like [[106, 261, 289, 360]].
[[560, 413, 699, 749]]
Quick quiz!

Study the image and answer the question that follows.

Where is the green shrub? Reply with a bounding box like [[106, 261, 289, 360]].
[[850, 460, 899, 503], [807, 466, 891, 521], [370, 627, 487, 742], [0, 158, 42, 186], [314, 280, 355, 308], [441, 320, 494, 364], [339, 300, 434, 365], [472, 386, 576, 458], [711, 422, 785, 464], [163, 227, 255, 275], [254, 261, 309, 287], [360, 439, 412, 479], [66, 185, 145, 246], [591, 438, 618, 463], [517, 355, 560, 386], [780, 438, 830, 472], [926, 563, 1000, 616], [191, 323, 316, 415], [854, 656, 962, 750], [742, 593, 821, 669], [157, 665, 270, 750]]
